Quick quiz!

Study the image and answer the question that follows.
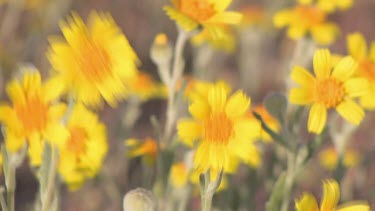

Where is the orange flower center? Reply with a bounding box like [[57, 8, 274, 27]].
[[67, 127, 88, 156], [295, 6, 325, 27], [314, 78, 344, 108], [77, 36, 112, 82], [203, 113, 233, 144], [179, 0, 216, 22], [358, 59, 375, 81], [15, 97, 48, 134]]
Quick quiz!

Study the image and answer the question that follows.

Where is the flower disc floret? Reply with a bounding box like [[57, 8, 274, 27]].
[[314, 78, 344, 108]]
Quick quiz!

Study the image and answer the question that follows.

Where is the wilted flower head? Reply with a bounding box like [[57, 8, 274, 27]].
[[289, 49, 367, 134], [48, 11, 139, 107]]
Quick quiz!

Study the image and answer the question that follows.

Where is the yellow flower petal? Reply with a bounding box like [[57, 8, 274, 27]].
[[189, 100, 210, 120], [44, 123, 69, 147], [360, 88, 375, 109], [225, 91, 250, 119], [273, 10, 292, 28], [336, 0, 354, 10], [308, 103, 327, 134], [287, 25, 307, 40], [313, 49, 332, 79], [291, 66, 315, 87], [206, 12, 242, 25], [347, 33, 367, 60], [233, 118, 261, 140], [311, 23, 339, 45], [298, 0, 313, 5], [177, 120, 202, 146], [208, 84, 227, 113], [213, 0, 231, 11], [163, 6, 199, 31], [289, 88, 314, 105], [336, 99, 364, 125], [369, 41, 375, 62], [332, 56, 358, 82], [344, 78, 368, 97], [6, 80, 26, 106], [42, 76, 66, 102], [336, 203, 370, 211], [320, 179, 340, 211], [295, 193, 319, 211]]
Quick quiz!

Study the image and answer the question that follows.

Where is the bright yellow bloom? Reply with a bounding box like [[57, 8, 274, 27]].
[[48, 11, 139, 107], [289, 49, 367, 134], [125, 137, 158, 165], [127, 71, 167, 101], [58, 104, 108, 191], [346, 33, 375, 109], [248, 105, 280, 143], [273, 1, 339, 45], [164, 0, 242, 39], [295, 179, 370, 211], [191, 26, 236, 52], [0, 69, 68, 163], [319, 146, 360, 170], [177, 82, 261, 173]]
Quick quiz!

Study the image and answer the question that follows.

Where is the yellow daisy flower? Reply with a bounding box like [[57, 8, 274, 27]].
[[273, 0, 339, 45], [125, 137, 159, 165], [295, 179, 370, 211], [127, 71, 167, 101], [0, 69, 68, 160], [163, 0, 242, 38], [248, 105, 280, 143], [319, 146, 360, 170], [48, 11, 139, 107], [58, 104, 108, 191], [177, 82, 261, 173], [346, 32, 375, 109], [289, 49, 367, 134]]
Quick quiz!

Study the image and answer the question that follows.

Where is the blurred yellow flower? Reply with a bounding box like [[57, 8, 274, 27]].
[[273, 0, 339, 45], [177, 82, 261, 173], [128, 71, 167, 101], [319, 146, 360, 170], [164, 0, 242, 38], [182, 78, 231, 102], [347, 33, 375, 110], [169, 162, 189, 188], [289, 49, 367, 134], [58, 104, 108, 190], [191, 26, 236, 53], [0, 69, 68, 159], [125, 137, 158, 165], [295, 179, 370, 211], [307, 0, 354, 13], [48, 11, 139, 107], [248, 105, 280, 143]]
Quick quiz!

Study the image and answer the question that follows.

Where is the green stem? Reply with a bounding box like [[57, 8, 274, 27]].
[[0, 187, 8, 211], [280, 151, 296, 211], [41, 146, 59, 211]]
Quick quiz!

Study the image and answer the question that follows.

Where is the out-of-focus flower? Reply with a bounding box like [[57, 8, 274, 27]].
[[127, 71, 167, 101], [0, 69, 68, 164], [125, 137, 159, 165], [319, 146, 360, 170], [239, 5, 265, 27], [163, 0, 242, 39], [289, 49, 367, 134], [57, 104, 108, 191], [310, 0, 354, 13], [295, 179, 370, 211], [249, 105, 280, 143], [48, 11, 139, 108], [347, 33, 375, 110], [182, 78, 231, 102], [191, 26, 236, 53], [273, 0, 339, 45], [177, 82, 261, 173]]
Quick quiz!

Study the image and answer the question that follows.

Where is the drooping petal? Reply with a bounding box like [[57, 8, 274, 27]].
[[320, 179, 340, 211], [295, 193, 319, 211], [336, 99, 364, 125], [307, 103, 327, 134], [289, 88, 314, 105], [347, 33, 367, 60], [177, 120, 202, 147], [313, 49, 332, 79], [225, 91, 250, 119], [332, 56, 358, 82], [290, 66, 315, 87], [344, 78, 369, 97]]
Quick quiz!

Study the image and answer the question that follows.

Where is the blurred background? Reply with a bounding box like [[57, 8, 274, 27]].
[[1, 0, 375, 210]]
